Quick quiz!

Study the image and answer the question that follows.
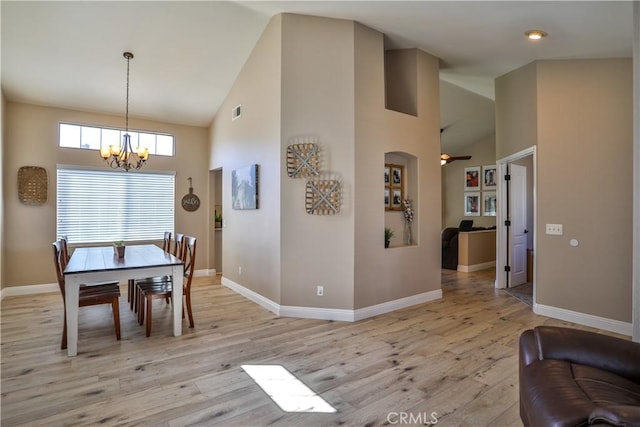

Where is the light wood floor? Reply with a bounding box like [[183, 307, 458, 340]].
[[0, 270, 607, 426]]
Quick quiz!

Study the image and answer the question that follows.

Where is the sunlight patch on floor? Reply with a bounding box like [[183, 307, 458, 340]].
[[241, 364, 337, 413]]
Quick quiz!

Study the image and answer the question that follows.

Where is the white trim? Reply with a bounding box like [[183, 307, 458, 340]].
[[221, 276, 443, 322], [457, 260, 496, 273], [194, 269, 215, 277], [496, 146, 537, 297], [534, 303, 632, 337], [221, 277, 280, 315], [280, 306, 354, 322], [353, 289, 443, 321], [1, 283, 59, 300]]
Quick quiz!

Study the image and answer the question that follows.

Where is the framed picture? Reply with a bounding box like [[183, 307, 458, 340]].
[[392, 188, 403, 209], [482, 165, 497, 190], [464, 192, 480, 216], [483, 191, 497, 216], [232, 164, 259, 210], [464, 166, 480, 191], [392, 166, 402, 186], [385, 163, 404, 211]]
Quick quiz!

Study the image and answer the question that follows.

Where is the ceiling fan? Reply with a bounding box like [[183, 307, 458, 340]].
[[439, 127, 472, 165], [440, 153, 472, 165]]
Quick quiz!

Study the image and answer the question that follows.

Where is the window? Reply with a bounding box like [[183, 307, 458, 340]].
[[59, 123, 175, 156], [57, 166, 175, 244]]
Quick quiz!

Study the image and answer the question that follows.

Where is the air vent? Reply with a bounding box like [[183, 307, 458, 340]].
[[232, 105, 241, 121]]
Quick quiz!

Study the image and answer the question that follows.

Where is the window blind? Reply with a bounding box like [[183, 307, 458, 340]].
[[57, 167, 175, 244]]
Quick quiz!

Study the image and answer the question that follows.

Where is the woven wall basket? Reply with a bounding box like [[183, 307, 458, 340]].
[[18, 166, 48, 206]]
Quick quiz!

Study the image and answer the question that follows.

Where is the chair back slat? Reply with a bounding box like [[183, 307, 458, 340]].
[[52, 240, 66, 298], [59, 235, 70, 264], [162, 231, 172, 252], [182, 236, 197, 291], [173, 233, 185, 260]]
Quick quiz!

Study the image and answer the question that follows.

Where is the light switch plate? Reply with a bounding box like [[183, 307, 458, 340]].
[[546, 223, 563, 235]]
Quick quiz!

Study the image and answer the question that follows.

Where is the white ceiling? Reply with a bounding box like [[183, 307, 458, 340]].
[[1, 1, 634, 154]]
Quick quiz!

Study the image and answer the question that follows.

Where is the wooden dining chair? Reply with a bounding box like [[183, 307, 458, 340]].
[[129, 231, 172, 310], [59, 235, 71, 265], [52, 240, 121, 350], [136, 235, 196, 337], [173, 233, 185, 260]]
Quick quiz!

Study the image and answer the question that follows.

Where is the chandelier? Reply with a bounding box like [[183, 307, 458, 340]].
[[100, 52, 149, 171]]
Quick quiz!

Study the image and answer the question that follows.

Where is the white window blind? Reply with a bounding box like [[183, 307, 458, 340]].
[[57, 167, 175, 244]]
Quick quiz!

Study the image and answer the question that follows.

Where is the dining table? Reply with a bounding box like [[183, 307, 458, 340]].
[[63, 244, 184, 356]]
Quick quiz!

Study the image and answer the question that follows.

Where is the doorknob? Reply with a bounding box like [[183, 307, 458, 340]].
[[524, 229, 529, 234]]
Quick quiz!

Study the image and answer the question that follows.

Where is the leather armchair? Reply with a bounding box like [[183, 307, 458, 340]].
[[519, 326, 640, 427], [441, 227, 459, 270]]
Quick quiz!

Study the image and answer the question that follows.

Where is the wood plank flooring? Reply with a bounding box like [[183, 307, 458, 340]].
[[0, 270, 617, 426]]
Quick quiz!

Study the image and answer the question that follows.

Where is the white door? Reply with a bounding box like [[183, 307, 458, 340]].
[[509, 164, 528, 287]]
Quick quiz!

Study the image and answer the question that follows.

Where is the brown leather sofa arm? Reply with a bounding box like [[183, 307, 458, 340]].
[[589, 405, 640, 426], [524, 326, 640, 383]]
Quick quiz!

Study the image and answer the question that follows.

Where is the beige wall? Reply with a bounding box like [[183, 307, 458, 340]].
[[495, 62, 538, 160], [496, 58, 633, 323], [209, 15, 282, 303], [353, 27, 442, 309], [536, 59, 633, 322], [209, 14, 442, 312], [280, 14, 356, 309], [3, 102, 209, 287], [441, 134, 496, 229], [385, 49, 418, 116]]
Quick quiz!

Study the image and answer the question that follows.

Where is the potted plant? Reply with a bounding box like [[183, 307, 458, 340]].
[[113, 240, 126, 258], [214, 210, 223, 228], [384, 227, 395, 248]]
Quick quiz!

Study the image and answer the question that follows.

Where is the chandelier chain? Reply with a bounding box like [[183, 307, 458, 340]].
[[99, 51, 149, 171]]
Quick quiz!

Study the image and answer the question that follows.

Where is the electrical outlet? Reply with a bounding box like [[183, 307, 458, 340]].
[[316, 286, 324, 296], [238, 266, 242, 275], [545, 224, 563, 235]]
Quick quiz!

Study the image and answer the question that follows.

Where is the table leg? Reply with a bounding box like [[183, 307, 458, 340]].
[[172, 264, 184, 336], [64, 277, 81, 356]]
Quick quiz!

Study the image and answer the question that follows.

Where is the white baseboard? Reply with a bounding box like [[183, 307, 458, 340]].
[[280, 305, 354, 322], [194, 269, 215, 277], [221, 276, 443, 322], [1, 283, 59, 300], [458, 260, 496, 273], [354, 289, 443, 321], [534, 302, 633, 337], [221, 277, 280, 315]]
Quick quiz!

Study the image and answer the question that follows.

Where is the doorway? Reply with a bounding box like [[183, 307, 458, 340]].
[[496, 147, 536, 306], [209, 168, 223, 274]]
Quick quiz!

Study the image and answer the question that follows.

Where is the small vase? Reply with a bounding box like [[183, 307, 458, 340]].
[[385, 240, 390, 248], [114, 245, 126, 258]]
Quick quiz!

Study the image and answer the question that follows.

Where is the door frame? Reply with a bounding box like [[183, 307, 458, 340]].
[[495, 146, 536, 296]]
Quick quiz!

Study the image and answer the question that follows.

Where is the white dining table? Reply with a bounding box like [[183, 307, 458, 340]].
[[63, 244, 184, 356]]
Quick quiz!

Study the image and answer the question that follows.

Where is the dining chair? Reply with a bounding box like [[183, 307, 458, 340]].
[[52, 240, 121, 350], [59, 235, 70, 265], [129, 231, 172, 310], [136, 235, 196, 337], [173, 233, 185, 260]]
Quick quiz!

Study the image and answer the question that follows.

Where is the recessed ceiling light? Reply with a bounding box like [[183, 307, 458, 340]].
[[525, 30, 548, 40]]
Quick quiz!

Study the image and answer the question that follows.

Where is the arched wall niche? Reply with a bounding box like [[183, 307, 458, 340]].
[[384, 151, 418, 247]]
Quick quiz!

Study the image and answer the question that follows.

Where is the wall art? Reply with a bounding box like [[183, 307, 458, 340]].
[[464, 166, 480, 191], [232, 164, 259, 210], [482, 165, 497, 190], [305, 179, 341, 215], [287, 139, 320, 178]]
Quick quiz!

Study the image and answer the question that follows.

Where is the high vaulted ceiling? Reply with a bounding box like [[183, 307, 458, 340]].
[[1, 1, 634, 154]]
